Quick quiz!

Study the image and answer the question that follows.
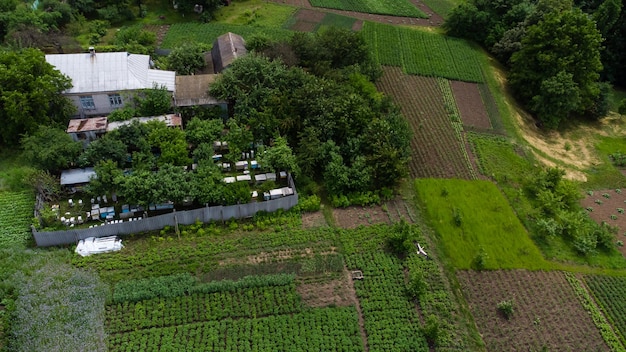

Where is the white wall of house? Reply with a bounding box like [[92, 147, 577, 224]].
[[70, 92, 126, 118]]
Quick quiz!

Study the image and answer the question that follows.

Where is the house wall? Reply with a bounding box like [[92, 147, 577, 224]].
[[69, 92, 132, 118]]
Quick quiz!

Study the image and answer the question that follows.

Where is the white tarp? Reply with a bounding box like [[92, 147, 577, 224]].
[[75, 236, 123, 257]]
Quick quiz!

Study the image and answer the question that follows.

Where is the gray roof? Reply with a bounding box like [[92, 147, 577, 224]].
[[174, 74, 225, 107], [60, 168, 96, 185], [211, 32, 247, 73], [45, 52, 176, 94]]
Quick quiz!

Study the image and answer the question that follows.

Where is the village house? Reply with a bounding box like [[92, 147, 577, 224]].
[[45, 48, 176, 118]]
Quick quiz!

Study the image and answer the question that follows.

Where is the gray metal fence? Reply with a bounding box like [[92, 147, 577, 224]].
[[33, 175, 298, 247]]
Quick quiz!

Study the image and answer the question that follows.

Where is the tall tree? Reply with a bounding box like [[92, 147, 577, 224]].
[[21, 126, 82, 173], [509, 8, 603, 127], [0, 48, 74, 145]]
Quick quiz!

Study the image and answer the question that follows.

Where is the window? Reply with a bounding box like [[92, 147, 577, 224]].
[[108, 94, 123, 108], [79, 96, 95, 110]]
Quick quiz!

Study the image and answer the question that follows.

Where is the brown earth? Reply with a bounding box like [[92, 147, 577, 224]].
[[581, 188, 626, 256], [301, 211, 328, 228], [377, 66, 476, 179], [270, 0, 443, 27], [451, 81, 491, 130], [333, 205, 389, 229], [458, 270, 609, 352], [297, 275, 356, 308]]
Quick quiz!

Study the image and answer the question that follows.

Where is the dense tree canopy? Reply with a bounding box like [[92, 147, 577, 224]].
[[445, 0, 607, 128], [210, 44, 410, 195], [0, 48, 74, 145], [21, 127, 82, 173], [509, 8, 603, 127]]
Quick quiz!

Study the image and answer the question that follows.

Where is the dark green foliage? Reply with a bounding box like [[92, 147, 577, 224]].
[[472, 247, 488, 270], [510, 8, 602, 128], [0, 48, 74, 145], [610, 152, 626, 167], [619, 99, 626, 115], [113, 273, 197, 303], [137, 84, 172, 117], [21, 126, 82, 173], [166, 42, 206, 75], [113, 26, 156, 54], [257, 136, 299, 176], [107, 106, 137, 122], [86, 160, 123, 197], [386, 220, 418, 256], [147, 121, 190, 166], [185, 117, 224, 147], [422, 314, 441, 347], [295, 194, 321, 212], [79, 136, 128, 167], [407, 267, 427, 299]]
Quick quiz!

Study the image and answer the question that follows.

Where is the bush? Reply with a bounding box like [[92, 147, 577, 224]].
[[497, 299, 514, 319], [422, 314, 441, 347], [619, 99, 626, 115], [472, 247, 488, 270], [107, 107, 136, 122], [407, 268, 427, 299], [296, 195, 321, 212], [386, 220, 418, 256]]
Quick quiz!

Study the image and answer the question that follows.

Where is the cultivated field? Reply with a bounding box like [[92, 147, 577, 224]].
[[586, 275, 626, 346], [308, 0, 427, 18], [160, 23, 293, 49], [458, 270, 609, 352], [376, 66, 475, 179], [581, 188, 626, 257], [450, 81, 491, 130], [0, 191, 34, 247], [414, 179, 547, 269], [284, 9, 360, 32], [363, 23, 484, 82]]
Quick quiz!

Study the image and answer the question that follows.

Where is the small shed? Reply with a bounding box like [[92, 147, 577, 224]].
[[174, 74, 226, 108], [67, 117, 108, 146], [60, 168, 96, 188], [211, 32, 247, 73]]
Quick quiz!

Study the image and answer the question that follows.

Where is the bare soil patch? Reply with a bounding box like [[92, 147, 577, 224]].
[[271, 0, 443, 27], [451, 81, 491, 130], [218, 247, 337, 266], [301, 211, 328, 229], [297, 275, 356, 308], [332, 205, 389, 229], [458, 270, 609, 352], [290, 20, 317, 32], [581, 188, 626, 256]]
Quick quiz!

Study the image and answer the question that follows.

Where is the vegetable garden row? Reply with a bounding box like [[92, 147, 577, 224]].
[[309, 0, 427, 18], [376, 67, 475, 179], [0, 190, 34, 246], [585, 275, 626, 346], [363, 22, 484, 83], [160, 22, 293, 49]]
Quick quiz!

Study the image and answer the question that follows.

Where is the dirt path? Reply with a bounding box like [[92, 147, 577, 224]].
[[269, 0, 444, 27], [344, 267, 369, 351]]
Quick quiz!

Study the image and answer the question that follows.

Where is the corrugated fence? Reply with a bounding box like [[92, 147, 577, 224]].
[[33, 176, 298, 247]]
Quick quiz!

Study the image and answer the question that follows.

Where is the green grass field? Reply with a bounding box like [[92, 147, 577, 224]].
[[160, 22, 294, 49], [309, 0, 427, 18], [213, 0, 297, 28], [586, 136, 626, 189], [420, 0, 460, 18], [363, 22, 484, 82], [415, 178, 548, 269]]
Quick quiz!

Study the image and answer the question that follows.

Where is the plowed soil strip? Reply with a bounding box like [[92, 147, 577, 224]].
[[458, 270, 609, 352], [376, 67, 474, 179], [450, 80, 491, 129]]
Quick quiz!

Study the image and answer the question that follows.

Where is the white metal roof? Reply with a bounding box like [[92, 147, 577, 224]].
[[45, 52, 176, 94], [60, 168, 96, 185]]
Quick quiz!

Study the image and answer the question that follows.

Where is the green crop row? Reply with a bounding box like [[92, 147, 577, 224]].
[[107, 307, 363, 352], [161, 22, 294, 49], [309, 0, 426, 18], [0, 191, 34, 247], [363, 22, 484, 83], [585, 275, 626, 348], [346, 252, 429, 351], [568, 274, 626, 351], [106, 284, 302, 334]]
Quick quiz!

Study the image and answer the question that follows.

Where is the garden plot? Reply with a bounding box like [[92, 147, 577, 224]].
[[581, 188, 626, 256], [458, 270, 609, 352], [376, 66, 476, 179], [332, 205, 389, 228], [450, 80, 491, 130]]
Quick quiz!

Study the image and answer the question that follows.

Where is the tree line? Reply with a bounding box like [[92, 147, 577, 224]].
[[444, 0, 623, 128]]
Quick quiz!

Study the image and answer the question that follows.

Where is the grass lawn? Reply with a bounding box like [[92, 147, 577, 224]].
[[214, 0, 296, 27], [309, 0, 427, 18], [420, 0, 460, 18], [586, 136, 626, 189], [415, 178, 548, 270]]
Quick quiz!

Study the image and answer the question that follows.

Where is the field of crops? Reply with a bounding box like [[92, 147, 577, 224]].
[[309, 0, 427, 18], [459, 270, 609, 351], [376, 66, 475, 179], [0, 191, 34, 247], [415, 179, 547, 269], [363, 22, 484, 82], [107, 276, 363, 351], [585, 275, 626, 346], [160, 22, 294, 49]]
